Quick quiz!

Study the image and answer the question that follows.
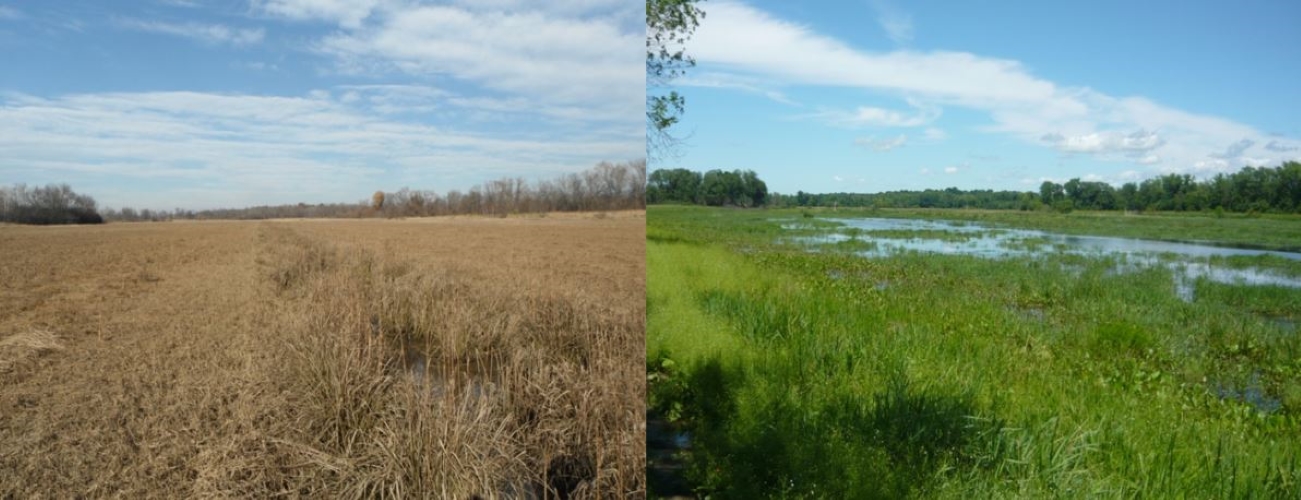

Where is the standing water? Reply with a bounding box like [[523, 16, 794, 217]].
[[789, 217, 1301, 302]]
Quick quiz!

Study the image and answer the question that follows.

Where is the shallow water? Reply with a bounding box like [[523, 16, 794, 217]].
[[793, 217, 1301, 301], [1215, 372, 1283, 413]]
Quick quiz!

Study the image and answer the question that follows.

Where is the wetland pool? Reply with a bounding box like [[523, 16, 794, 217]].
[[787, 217, 1301, 302]]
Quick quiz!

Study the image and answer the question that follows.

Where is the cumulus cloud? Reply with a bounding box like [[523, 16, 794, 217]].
[[854, 134, 907, 152], [691, 1, 1279, 177], [116, 18, 265, 46]]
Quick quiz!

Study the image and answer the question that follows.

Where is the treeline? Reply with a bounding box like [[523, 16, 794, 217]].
[[104, 160, 646, 222], [767, 162, 1301, 214], [0, 183, 104, 225], [772, 188, 1030, 210], [646, 168, 769, 207], [1038, 162, 1301, 212]]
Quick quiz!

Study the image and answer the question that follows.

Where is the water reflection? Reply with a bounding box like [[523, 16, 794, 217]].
[[792, 217, 1301, 301]]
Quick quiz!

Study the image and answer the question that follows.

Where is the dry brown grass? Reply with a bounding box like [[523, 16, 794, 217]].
[[0, 213, 644, 498]]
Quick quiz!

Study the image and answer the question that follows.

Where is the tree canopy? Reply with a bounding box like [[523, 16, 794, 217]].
[[647, 167, 768, 207]]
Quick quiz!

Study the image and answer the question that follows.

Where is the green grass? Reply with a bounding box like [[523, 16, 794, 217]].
[[648, 205, 1301, 498]]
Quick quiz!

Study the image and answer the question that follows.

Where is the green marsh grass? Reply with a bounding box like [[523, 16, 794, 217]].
[[647, 205, 1301, 498]]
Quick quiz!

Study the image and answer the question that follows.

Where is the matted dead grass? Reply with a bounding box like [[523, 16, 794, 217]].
[[0, 212, 645, 498]]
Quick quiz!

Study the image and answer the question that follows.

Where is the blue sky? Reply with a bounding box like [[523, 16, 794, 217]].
[[0, 0, 643, 210], [655, 0, 1301, 194]]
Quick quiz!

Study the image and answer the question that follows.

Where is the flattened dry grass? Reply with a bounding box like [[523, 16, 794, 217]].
[[0, 328, 62, 381]]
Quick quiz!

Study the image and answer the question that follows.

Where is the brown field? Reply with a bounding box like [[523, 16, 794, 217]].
[[0, 212, 645, 498]]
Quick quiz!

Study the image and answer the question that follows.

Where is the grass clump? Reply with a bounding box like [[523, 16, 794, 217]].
[[255, 223, 641, 498]]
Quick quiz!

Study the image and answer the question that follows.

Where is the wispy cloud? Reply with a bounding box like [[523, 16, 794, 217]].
[[816, 98, 939, 128], [254, 0, 643, 123], [1265, 139, 1299, 152], [679, 71, 798, 105], [116, 18, 265, 46], [870, 0, 912, 44], [854, 134, 907, 152], [0, 5, 22, 20], [692, 1, 1283, 178], [254, 0, 381, 29], [0, 90, 640, 209]]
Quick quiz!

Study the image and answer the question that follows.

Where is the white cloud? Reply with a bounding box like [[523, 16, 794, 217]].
[[943, 166, 959, 174], [254, 0, 381, 28], [870, 0, 912, 44], [692, 1, 1280, 177], [679, 72, 798, 105], [116, 18, 265, 46], [1040, 129, 1164, 155], [0, 6, 22, 20], [822, 98, 939, 128], [157, 0, 202, 7], [310, 2, 641, 118], [1136, 154, 1161, 165], [0, 90, 640, 209], [923, 127, 947, 141], [854, 134, 907, 152]]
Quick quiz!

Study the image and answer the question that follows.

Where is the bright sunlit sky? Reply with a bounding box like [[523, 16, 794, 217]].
[[0, 0, 643, 210], [656, 0, 1301, 194]]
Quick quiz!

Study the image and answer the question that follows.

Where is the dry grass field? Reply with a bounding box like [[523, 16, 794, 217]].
[[0, 211, 644, 498]]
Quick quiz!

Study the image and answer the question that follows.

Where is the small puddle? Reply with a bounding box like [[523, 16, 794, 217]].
[[403, 346, 496, 403], [1010, 306, 1047, 322], [647, 412, 694, 497], [1271, 317, 1297, 333], [1214, 372, 1282, 413]]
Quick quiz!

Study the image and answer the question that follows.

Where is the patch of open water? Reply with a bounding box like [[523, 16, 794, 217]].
[[792, 217, 1301, 302]]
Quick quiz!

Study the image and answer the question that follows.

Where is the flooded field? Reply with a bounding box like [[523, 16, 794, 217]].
[[648, 205, 1301, 498], [792, 217, 1301, 301]]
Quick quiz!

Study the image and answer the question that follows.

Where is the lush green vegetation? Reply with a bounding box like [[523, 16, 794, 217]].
[[648, 205, 1301, 498], [647, 168, 769, 207], [765, 162, 1301, 214]]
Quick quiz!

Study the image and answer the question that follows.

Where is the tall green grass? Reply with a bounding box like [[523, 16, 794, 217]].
[[648, 205, 1301, 498]]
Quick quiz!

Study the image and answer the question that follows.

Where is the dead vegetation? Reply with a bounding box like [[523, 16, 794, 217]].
[[0, 214, 645, 498]]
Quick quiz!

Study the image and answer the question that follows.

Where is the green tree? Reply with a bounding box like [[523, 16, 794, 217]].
[[1039, 181, 1064, 205], [647, 0, 704, 160]]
